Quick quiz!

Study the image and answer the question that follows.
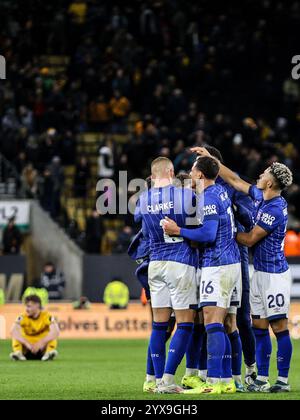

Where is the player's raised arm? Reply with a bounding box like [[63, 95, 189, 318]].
[[191, 147, 251, 195]]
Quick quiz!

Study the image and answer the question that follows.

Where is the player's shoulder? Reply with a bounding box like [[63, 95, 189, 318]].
[[16, 313, 26, 323], [208, 184, 228, 201], [263, 196, 287, 215], [138, 189, 149, 201], [40, 310, 52, 319]]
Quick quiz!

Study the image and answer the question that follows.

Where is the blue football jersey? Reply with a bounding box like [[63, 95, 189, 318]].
[[217, 177, 255, 231], [201, 184, 240, 267], [216, 177, 254, 271], [249, 185, 289, 273], [136, 185, 198, 267], [127, 227, 150, 261]]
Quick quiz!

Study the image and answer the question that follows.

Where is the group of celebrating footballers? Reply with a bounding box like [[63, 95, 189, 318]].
[[129, 145, 293, 395]]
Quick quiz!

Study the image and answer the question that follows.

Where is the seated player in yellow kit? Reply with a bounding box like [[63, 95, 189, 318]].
[[10, 295, 60, 361]]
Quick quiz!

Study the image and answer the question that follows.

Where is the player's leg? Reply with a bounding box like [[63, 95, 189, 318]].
[[224, 268, 244, 392], [136, 262, 157, 390], [158, 262, 197, 393], [249, 318, 272, 392], [148, 261, 173, 386], [224, 311, 243, 393], [10, 339, 27, 361], [185, 266, 228, 394], [187, 264, 240, 395], [237, 258, 256, 383], [41, 340, 58, 361], [269, 318, 292, 393], [144, 306, 155, 391], [248, 270, 272, 392], [268, 269, 292, 393], [198, 319, 207, 382], [182, 311, 206, 389], [182, 268, 205, 389]]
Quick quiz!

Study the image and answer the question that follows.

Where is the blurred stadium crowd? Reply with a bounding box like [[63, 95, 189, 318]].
[[1, 0, 300, 255]]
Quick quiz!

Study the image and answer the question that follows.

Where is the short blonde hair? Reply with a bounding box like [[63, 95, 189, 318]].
[[151, 157, 174, 177], [269, 162, 293, 190]]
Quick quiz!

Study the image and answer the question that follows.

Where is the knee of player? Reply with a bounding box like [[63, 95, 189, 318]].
[[224, 315, 237, 333], [270, 318, 289, 334]]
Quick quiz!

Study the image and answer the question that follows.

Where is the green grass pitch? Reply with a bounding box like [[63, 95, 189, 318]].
[[0, 339, 299, 400]]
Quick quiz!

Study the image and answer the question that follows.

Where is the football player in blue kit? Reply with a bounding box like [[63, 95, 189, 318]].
[[136, 157, 199, 393], [204, 146, 257, 390], [195, 147, 293, 393], [164, 156, 242, 394]]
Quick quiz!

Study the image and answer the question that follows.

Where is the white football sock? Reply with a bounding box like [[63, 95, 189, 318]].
[[185, 368, 199, 377], [162, 373, 175, 386], [233, 375, 242, 384], [146, 375, 156, 382], [246, 363, 256, 376], [207, 377, 220, 384], [278, 376, 288, 384], [198, 369, 207, 380], [257, 375, 269, 382], [221, 378, 232, 384]]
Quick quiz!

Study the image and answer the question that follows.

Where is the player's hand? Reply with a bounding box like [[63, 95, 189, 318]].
[[190, 147, 211, 157], [31, 341, 45, 354], [24, 342, 33, 352], [162, 217, 181, 236]]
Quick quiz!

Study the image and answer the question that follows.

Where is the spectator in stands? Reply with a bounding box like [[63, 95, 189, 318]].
[[114, 225, 133, 253], [39, 262, 65, 300], [2, 217, 22, 255], [72, 296, 91, 310], [49, 156, 64, 219], [88, 95, 111, 131], [85, 210, 103, 254], [38, 167, 55, 216], [68, 0, 87, 25], [21, 163, 38, 198], [109, 90, 130, 133], [98, 138, 114, 179], [74, 156, 90, 198]]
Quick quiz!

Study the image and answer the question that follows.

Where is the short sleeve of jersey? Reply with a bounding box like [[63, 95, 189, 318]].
[[16, 315, 24, 325], [45, 313, 55, 326], [249, 185, 263, 202], [256, 203, 283, 233], [202, 192, 220, 221]]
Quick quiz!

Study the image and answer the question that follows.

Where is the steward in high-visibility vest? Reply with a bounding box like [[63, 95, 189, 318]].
[[103, 281, 129, 309]]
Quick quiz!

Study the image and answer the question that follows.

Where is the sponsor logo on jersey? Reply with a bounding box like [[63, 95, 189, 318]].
[[260, 212, 276, 226], [203, 204, 218, 216]]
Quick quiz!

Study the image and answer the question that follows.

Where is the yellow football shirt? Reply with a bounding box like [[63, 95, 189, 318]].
[[16, 311, 55, 337]]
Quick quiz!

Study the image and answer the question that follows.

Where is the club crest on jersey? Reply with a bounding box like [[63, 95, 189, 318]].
[[203, 204, 217, 216]]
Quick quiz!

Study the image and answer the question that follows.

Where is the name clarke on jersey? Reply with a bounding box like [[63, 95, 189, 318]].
[[147, 201, 174, 213]]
